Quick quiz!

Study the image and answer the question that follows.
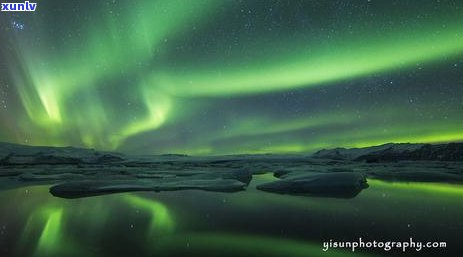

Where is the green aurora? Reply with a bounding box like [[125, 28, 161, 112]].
[[0, 0, 462, 154]]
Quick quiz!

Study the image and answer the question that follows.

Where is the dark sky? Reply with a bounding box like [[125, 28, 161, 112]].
[[0, 0, 462, 155]]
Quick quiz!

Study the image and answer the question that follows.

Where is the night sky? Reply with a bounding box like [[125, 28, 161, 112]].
[[0, 0, 462, 155]]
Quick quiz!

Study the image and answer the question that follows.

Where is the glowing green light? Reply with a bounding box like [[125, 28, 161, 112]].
[[154, 20, 463, 97], [9, 0, 224, 149], [123, 195, 175, 235], [36, 208, 63, 255], [368, 179, 463, 196]]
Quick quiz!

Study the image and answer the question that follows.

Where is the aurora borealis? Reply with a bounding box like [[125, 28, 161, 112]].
[[0, 0, 462, 154]]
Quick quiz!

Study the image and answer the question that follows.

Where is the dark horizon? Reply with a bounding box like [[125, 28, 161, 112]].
[[2, 140, 463, 158]]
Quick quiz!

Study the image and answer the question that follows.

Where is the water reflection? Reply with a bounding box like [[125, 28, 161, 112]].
[[0, 178, 462, 257], [0, 186, 175, 257]]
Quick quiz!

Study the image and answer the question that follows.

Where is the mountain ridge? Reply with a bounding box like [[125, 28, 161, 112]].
[[1, 141, 463, 163], [312, 142, 463, 162]]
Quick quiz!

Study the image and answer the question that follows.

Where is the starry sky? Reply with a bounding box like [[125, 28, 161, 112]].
[[0, 0, 462, 155]]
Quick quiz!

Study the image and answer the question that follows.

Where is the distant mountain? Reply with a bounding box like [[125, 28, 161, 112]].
[[2, 141, 463, 165], [0, 142, 124, 165], [312, 143, 463, 162]]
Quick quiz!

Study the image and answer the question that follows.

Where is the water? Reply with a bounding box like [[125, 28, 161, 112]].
[[0, 175, 462, 257]]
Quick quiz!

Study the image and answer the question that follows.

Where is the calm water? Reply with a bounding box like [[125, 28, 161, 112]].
[[0, 175, 462, 257]]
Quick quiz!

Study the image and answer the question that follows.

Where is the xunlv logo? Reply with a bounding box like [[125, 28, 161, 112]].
[[1, 1, 37, 12]]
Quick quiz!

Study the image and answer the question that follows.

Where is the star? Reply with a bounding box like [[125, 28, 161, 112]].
[[11, 20, 25, 31]]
